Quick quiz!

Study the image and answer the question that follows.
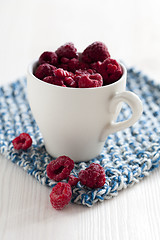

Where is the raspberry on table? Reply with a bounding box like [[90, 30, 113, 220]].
[[81, 41, 110, 64], [50, 182, 72, 210], [39, 51, 58, 66], [99, 58, 123, 85], [68, 175, 79, 187], [78, 163, 106, 188], [56, 42, 78, 59], [78, 73, 103, 88], [34, 63, 56, 80], [46, 156, 74, 181], [12, 133, 32, 150]]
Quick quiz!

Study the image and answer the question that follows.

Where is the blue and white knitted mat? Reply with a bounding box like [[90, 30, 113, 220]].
[[0, 68, 160, 207]]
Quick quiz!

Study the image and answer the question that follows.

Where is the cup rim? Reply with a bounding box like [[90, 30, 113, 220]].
[[27, 59, 127, 90]]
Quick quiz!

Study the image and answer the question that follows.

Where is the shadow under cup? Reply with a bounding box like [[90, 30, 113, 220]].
[[27, 61, 143, 162]]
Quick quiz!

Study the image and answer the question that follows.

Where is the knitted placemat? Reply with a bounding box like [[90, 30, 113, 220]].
[[0, 68, 160, 207]]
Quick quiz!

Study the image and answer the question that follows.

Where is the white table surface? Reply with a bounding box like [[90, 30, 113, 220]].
[[0, 0, 160, 239]]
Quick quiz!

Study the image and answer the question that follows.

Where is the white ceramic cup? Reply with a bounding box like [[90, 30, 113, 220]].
[[27, 61, 143, 162]]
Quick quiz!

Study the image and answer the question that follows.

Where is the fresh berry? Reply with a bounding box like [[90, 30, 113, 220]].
[[35, 63, 56, 80], [46, 156, 74, 181], [91, 61, 102, 72], [99, 58, 123, 85], [78, 73, 103, 88], [12, 133, 32, 150], [78, 163, 106, 188], [43, 76, 66, 87], [68, 175, 79, 187], [50, 182, 72, 210], [56, 42, 78, 59], [64, 77, 77, 88], [39, 51, 58, 66], [67, 58, 80, 72], [75, 69, 95, 75], [61, 57, 70, 64], [54, 68, 71, 78], [82, 41, 110, 63], [58, 63, 69, 70]]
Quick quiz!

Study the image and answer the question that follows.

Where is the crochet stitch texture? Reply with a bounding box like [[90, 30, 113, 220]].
[[0, 67, 160, 207]]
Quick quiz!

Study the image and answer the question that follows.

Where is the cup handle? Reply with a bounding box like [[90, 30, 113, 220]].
[[100, 91, 143, 142]]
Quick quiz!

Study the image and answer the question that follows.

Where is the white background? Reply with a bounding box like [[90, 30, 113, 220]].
[[0, 0, 160, 239]]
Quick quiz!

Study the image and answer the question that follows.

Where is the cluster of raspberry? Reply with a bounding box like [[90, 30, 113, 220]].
[[12, 134, 106, 210], [34, 42, 122, 88]]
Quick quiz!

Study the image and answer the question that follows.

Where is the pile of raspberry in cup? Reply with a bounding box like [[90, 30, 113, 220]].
[[34, 41, 123, 88]]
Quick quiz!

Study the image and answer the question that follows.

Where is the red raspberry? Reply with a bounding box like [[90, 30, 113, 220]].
[[68, 175, 79, 187], [99, 58, 123, 85], [78, 163, 106, 188], [82, 41, 110, 63], [56, 42, 78, 59], [43, 76, 66, 87], [67, 58, 80, 72], [54, 68, 71, 78], [64, 77, 77, 88], [78, 62, 90, 70], [46, 156, 74, 181], [39, 51, 58, 66], [12, 133, 32, 150], [61, 57, 70, 64], [91, 61, 102, 72], [78, 73, 103, 88], [58, 63, 69, 70], [75, 69, 95, 75], [50, 182, 72, 210], [35, 63, 56, 80]]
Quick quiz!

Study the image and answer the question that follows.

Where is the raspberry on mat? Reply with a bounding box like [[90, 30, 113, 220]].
[[78, 163, 106, 188], [12, 133, 32, 150], [68, 175, 79, 187], [46, 156, 74, 181], [50, 182, 72, 210]]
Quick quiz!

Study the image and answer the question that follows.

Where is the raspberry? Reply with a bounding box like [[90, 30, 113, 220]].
[[75, 69, 95, 75], [61, 57, 70, 64], [39, 51, 58, 66], [43, 76, 66, 87], [91, 61, 102, 72], [78, 163, 106, 188], [50, 182, 72, 210], [64, 77, 77, 88], [46, 156, 74, 181], [67, 58, 80, 72], [82, 41, 110, 63], [68, 175, 79, 187], [56, 42, 78, 59], [58, 63, 69, 70], [99, 58, 123, 85], [78, 73, 103, 88], [54, 68, 71, 78], [34, 63, 56, 80], [12, 133, 32, 150]]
